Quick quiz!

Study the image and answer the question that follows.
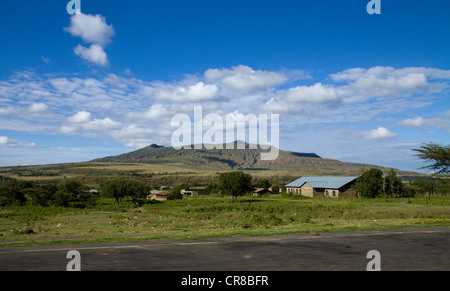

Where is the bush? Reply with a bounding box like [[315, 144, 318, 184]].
[[0, 180, 27, 206], [353, 168, 384, 198], [100, 178, 150, 206]]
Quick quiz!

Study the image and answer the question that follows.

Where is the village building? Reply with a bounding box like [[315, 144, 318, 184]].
[[285, 176, 358, 198], [252, 188, 272, 197], [147, 190, 171, 201], [180, 189, 199, 197]]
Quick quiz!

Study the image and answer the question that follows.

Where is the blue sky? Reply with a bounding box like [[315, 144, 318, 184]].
[[0, 0, 449, 172]]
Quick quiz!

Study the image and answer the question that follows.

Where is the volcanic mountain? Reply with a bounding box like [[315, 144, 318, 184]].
[[93, 141, 421, 177]]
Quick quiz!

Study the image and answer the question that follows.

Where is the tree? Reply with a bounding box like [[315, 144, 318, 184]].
[[218, 171, 252, 202], [413, 142, 450, 176], [53, 190, 72, 207], [59, 180, 84, 199], [169, 184, 189, 200], [354, 168, 384, 198], [100, 179, 150, 206], [0, 180, 27, 206], [254, 179, 270, 189], [384, 169, 404, 197], [100, 179, 126, 204], [23, 187, 54, 206], [126, 180, 150, 206]]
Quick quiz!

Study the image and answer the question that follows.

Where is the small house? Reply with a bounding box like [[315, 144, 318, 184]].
[[147, 190, 170, 201], [285, 176, 358, 198], [180, 189, 199, 197], [252, 188, 272, 197]]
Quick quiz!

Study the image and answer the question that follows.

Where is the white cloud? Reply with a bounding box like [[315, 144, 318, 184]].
[[331, 66, 450, 104], [63, 111, 122, 136], [0, 136, 36, 148], [83, 117, 122, 131], [68, 111, 93, 123], [74, 44, 109, 66], [64, 13, 115, 46], [1, 65, 449, 166], [27, 102, 49, 113], [398, 116, 426, 127], [258, 83, 340, 115], [363, 127, 398, 140], [154, 82, 223, 102], [65, 13, 114, 66], [110, 125, 161, 148], [331, 66, 450, 82], [282, 83, 340, 104], [204, 65, 288, 93], [350, 72, 428, 97], [0, 136, 9, 145], [141, 104, 170, 120]]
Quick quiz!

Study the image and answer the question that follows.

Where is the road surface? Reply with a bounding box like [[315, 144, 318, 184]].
[[0, 227, 448, 271]]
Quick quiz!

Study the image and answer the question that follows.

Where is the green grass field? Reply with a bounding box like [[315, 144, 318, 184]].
[[1, 194, 449, 247]]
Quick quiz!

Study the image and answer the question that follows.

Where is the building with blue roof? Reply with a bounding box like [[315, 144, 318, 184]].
[[285, 176, 358, 197]]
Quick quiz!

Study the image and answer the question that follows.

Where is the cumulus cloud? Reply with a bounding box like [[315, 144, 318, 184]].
[[398, 116, 426, 127], [64, 13, 115, 46], [27, 102, 49, 113], [65, 13, 114, 66], [330, 66, 450, 104], [83, 117, 122, 131], [154, 82, 224, 102], [350, 72, 428, 97], [0, 136, 36, 148], [332, 66, 450, 82], [68, 111, 93, 123], [204, 65, 288, 94], [1, 65, 449, 155], [62, 111, 122, 135], [259, 83, 341, 115], [281, 83, 340, 104], [140, 104, 170, 120], [363, 127, 398, 140], [74, 44, 109, 66]]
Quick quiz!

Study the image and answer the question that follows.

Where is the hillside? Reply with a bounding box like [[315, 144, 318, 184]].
[[93, 141, 422, 178], [0, 141, 426, 187]]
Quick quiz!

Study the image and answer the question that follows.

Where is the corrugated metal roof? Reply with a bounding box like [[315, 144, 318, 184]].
[[285, 176, 358, 189]]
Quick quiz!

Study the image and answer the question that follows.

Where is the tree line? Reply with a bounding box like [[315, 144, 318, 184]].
[[0, 178, 154, 208], [0, 178, 88, 207], [352, 168, 449, 198]]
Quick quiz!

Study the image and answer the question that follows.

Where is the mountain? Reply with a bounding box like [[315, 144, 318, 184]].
[[92, 141, 421, 178]]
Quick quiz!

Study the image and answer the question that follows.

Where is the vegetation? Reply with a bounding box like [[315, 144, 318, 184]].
[[0, 194, 449, 247], [413, 142, 450, 176], [353, 168, 384, 198], [0, 142, 448, 247], [100, 179, 150, 207], [218, 171, 253, 202]]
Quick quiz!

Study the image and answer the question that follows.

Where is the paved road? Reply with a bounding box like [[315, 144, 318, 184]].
[[0, 227, 448, 271]]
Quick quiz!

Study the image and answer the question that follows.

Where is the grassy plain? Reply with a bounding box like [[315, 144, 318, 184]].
[[1, 194, 449, 247]]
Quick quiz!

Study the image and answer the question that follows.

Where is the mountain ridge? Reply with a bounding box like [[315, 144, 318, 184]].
[[92, 141, 422, 178]]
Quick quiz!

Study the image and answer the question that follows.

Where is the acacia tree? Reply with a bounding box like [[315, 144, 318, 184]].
[[100, 179, 150, 206], [413, 142, 450, 176], [218, 171, 252, 202]]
